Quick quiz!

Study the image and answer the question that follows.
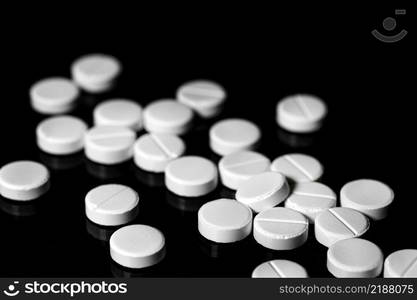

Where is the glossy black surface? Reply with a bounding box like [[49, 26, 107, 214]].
[[0, 6, 414, 277]]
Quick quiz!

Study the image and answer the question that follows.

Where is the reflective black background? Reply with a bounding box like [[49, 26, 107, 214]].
[[0, 5, 414, 277]]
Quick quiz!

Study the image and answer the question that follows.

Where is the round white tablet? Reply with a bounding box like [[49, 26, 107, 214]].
[[85, 184, 139, 226], [143, 100, 193, 135], [252, 260, 308, 278], [218, 151, 270, 190], [276, 94, 327, 133], [110, 224, 165, 269], [327, 238, 383, 278], [340, 179, 394, 220], [176, 80, 226, 118], [285, 182, 336, 223], [0, 161, 50, 201], [133, 133, 185, 173], [36, 115, 88, 155], [315, 207, 370, 247], [209, 119, 261, 156], [71, 54, 121, 93], [93, 99, 143, 131], [384, 249, 417, 278], [235, 172, 290, 213], [85, 126, 136, 165], [270, 153, 323, 183], [253, 207, 309, 250], [198, 199, 252, 243], [165, 156, 218, 197], [30, 77, 79, 114]]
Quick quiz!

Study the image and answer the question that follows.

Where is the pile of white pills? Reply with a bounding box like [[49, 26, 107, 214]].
[[1, 52, 412, 277]]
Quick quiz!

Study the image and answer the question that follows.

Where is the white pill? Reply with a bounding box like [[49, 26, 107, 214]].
[[285, 182, 336, 223], [176, 80, 226, 118], [36, 115, 88, 155], [133, 133, 185, 173], [198, 199, 252, 243], [276, 94, 327, 133], [94, 99, 143, 131], [253, 207, 309, 250], [236, 172, 289, 213], [165, 156, 218, 197], [270, 153, 323, 183], [218, 151, 271, 190], [209, 119, 261, 156], [252, 260, 308, 278], [143, 100, 193, 135], [340, 179, 394, 220], [30, 77, 79, 114], [85, 184, 139, 226], [327, 238, 383, 278], [315, 207, 370, 247], [0, 161, 50, 201], [85, 126, 136, 165], [384, 249, 417, 278], [110, 224, 165, 269], [71, 54, 121, 93]]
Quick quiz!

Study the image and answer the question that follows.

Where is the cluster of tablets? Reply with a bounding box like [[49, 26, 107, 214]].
[[0, 53, 415, 278]]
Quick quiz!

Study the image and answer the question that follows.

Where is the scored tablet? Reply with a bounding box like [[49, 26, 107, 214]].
[[270, 153, 323, 183], [253, 207, 309, 250], [218, 151, 271, 190], [134, 133, 186, 173], [85, 126, 136, 165], [252, 260, 309, 278], [236, 172, 289, 213], [177, 80, 226, 118], [285, 182, 336, 223], [85, 184, 139, 226]]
